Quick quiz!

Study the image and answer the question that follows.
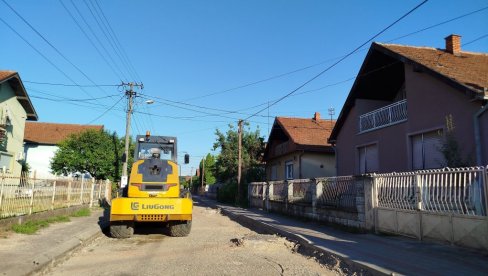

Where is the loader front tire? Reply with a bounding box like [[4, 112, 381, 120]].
[[168, 220, 192, 237], [110, 221, 134, 239]]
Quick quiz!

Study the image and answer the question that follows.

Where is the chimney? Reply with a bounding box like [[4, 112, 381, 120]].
[[313, 112, 320, 121], [445, 34, 461, 55]]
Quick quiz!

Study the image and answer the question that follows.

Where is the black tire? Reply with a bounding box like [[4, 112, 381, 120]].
[[168, 220, 192, 237], [110, 221, 134, 239]]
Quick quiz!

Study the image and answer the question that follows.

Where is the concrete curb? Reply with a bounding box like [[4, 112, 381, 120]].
[[195, 197, 389, 276], [31, 211, 110, 276]]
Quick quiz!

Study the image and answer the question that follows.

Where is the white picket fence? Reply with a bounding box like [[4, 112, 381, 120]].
[[0, 173, 111, 219]]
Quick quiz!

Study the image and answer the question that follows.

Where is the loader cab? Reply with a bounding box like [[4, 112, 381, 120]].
[[134, 135, 177, 163]]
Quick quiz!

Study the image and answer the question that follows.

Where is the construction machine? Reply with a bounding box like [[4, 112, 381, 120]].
[[110, 132, 192, 238]]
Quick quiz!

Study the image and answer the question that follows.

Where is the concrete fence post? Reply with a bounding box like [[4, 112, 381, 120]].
[[363, 175, 376, 231], [29, 180, 35, 215], [311, 179, 317, 219], [89, 179, 95, 207], [98, 180, 102, 200], [67, 181, 72, 208], [286, 180, 293, 211], [105, 179, 112, 203], [0, 175, 5, 215], [51, 181, 56, 210], [80, 176, 85, 204], [268, 182, 274, 202], [248, 183, 252, 207]]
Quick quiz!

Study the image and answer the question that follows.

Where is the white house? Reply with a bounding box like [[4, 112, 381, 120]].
[[23, 122, 103, 179]]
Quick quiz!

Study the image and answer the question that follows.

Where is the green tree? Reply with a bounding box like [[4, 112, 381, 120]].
[[212, 123, 265, 203], [50, 129, 134, 180], [199, 153, 216, 186]]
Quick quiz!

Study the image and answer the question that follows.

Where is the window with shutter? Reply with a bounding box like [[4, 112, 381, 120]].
[[411, 130, 444, 170], [358, 144, 378, 174]]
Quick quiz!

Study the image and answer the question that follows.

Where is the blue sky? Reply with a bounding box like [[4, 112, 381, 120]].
[[1, 0, 487, 175]]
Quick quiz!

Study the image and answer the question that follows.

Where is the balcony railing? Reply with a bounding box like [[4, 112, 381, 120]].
[[359, 99, 407, 133]]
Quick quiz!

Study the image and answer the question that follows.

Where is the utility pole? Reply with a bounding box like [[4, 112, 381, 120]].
[[237, 119, 243, 203], [121, 82, 143, 188], [190, 167, 194, 192], [201, 157, 205, 191]]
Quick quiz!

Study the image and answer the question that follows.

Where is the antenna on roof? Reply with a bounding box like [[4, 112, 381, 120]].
[[328, 107, 335, 122]]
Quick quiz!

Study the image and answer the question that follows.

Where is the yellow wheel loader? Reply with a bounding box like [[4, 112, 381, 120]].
[[110, 133, 192, 238]]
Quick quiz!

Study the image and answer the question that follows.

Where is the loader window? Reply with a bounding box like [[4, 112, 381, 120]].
[[137, 143, 174, 161]]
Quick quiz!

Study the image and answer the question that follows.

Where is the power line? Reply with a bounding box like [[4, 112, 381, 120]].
[[59, 0, 124, 81], [1, 0, 114, 97], [24, 80, 120, 87], [86, 94, 125, 124], [244, 0, 429, 121], [83, 0, 136, 81], [92, 0, 142, 82], [176, 5, 486, 103], [68, 0, 130, 81], [0, 16, 95, 98], [464, 33, 488, 46]]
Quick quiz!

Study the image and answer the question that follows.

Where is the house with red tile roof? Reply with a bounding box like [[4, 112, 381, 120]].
[[24, 122, 103, 178], [328, 35, 488, 175], [263, 112, 336, 180], [0, 70, 38, 177]]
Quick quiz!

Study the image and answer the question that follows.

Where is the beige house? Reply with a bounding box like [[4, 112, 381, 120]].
[[0, 71, 38, 177], [264, 113, 336, 180]]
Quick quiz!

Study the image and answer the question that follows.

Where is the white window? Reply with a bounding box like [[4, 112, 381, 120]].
[[358, 144, 379, 174], [0, 152, 13, 173], [285, 161, 293, 180], [270, 165, 277, 180], [411, 130, 444, 170]]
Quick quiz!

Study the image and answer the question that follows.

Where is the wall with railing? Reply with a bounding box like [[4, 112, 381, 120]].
[[359, 99, 407, 133], [249, 166, 488, 236], [249, 176, 367, 229], [0, 173, 111, 219]]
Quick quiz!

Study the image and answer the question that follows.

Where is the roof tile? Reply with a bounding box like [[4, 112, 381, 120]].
[[379, 43, 488, 93], [276, 117, 335, 147], [24, 122, 104, 145]]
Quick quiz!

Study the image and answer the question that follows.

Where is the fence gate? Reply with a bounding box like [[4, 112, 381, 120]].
[[374, 167, 488, 251]]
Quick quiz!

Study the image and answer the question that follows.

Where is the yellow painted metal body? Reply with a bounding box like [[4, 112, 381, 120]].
[[127, 159, 180, 198], [110, 157, 193, 223], [110, 197, 193, 222]]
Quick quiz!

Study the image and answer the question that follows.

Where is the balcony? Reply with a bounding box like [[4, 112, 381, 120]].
[[359, 99, 407, 133]]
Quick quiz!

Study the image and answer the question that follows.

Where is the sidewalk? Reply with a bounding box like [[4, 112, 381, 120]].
[[0, 209, 108, 276], [195, 196, 488, 276]]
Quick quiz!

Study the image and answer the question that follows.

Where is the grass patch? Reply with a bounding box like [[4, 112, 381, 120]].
[[11, 215, 70, 234], [71, 208, 91, 217]]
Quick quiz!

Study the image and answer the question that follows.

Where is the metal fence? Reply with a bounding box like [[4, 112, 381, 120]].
[[0, 173, 110, 219], [269, 180, 287, 201], [359, 99, 407, 133], [250, 177, 358, 210], [290, 179, 313, 203], [317, 176, 357, 210], [375, 166, 487, 216]]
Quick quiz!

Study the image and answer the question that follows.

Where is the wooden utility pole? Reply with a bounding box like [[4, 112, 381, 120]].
[[237, 119, 243, 202], [121, 82, 143, 188], [201, 157, 205, 191]]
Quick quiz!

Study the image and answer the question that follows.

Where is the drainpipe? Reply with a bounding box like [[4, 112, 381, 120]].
[[331, 142, 338, 176], [474, 102, 488, 166]]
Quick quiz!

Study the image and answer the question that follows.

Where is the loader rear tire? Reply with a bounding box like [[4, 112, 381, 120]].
[[168, 220, 192, 237], [110, 221, 134, 239]]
